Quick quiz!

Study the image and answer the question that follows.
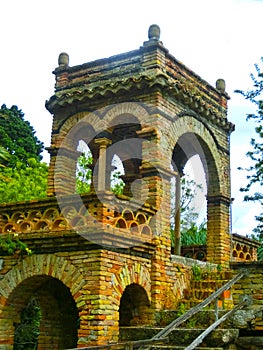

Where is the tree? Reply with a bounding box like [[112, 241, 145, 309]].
[[0, 146, 10, 167], [0, 105, 48, 203], [0, 158, 48, 203], [76, 150, 124, 195], [0, 104, 44, 167], [76, 152, 92, 194], [235, 58, 263, 238], [178, 176, 203, 232], [171, 174, 206, 250], [180, 222, 207, 246]]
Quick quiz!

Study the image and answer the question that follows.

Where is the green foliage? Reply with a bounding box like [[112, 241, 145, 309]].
[[181, 222, 207, 246], [258, 244, 263, 260], [235, 59, 263, 237], [0, 158, 48, 203], [176, 303, 187, 317], [180, 176, 203, 231], [171, 175, 204, 232], [0, 233, 32, 256], [0, 104, 44, 167], [110, 170, 125, 195], [76, 153, 92, 194], [0, 146, 10, 167], [14, 298, 41, 350], [171, 175, 206, 248], [76, 151, 125, 195], [192, 264, 202, 281]]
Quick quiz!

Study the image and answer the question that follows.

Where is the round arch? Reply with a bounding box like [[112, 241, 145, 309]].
[[109, 263, 152, 329], [167, 116, 223, 195], [0, 254, 85, 349], [102, 102, 150, 127], [167, 115, 232, 264], [111, 262, 151, 302], [57, 111, 105, 139], [51, 104, 150, 197]]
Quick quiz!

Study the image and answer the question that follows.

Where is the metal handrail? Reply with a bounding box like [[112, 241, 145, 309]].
[[184, 296, 249, 350], [150, 270, 247, 341]]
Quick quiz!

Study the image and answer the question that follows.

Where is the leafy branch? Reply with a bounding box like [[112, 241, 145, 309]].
[[0, 233, 32, 256]]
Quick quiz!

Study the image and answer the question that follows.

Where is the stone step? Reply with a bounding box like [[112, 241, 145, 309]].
[[120, 327, 239, 347], [156, 310, 230, 328], [168, 328, 239, 347], [236, 336, 263, 349]]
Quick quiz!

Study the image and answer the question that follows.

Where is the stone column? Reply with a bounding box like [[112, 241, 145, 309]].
[[94, 137, 112, 192]]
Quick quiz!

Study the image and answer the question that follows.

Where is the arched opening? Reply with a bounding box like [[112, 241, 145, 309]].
[[119, 283, 150, 326], [2, 275, 79, 350], [110, 154, 125, 194], [76, 140, 94, 194], [109, 114, 142, 198], [53, 120, 98, 196], [171, 132, 213, 256]]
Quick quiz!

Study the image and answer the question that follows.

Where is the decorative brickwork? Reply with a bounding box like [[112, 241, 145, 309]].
[[231, 233, 260, 262]]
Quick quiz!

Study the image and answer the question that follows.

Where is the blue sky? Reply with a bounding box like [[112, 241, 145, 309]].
[[0, 0, 262, 235]]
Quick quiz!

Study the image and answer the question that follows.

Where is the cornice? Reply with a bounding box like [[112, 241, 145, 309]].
[[46, 71, 234, 132]]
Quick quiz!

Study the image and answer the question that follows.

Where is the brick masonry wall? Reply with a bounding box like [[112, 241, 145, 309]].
[[0, 245, 192, 347]]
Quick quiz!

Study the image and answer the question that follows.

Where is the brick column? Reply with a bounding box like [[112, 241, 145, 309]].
[[47, 146, 81, 196], [207, 195, 231, 266]]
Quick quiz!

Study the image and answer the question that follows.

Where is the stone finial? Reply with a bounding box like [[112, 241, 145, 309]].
[[148, 24, 160, 41], [216, 79, 226, 93], [58, 52, 69, 67]]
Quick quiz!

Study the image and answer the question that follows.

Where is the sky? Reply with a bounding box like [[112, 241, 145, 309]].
[[0, 0, 262, 235]]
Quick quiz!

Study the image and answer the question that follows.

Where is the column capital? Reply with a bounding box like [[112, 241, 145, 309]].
[[94, 137, 112, 147]]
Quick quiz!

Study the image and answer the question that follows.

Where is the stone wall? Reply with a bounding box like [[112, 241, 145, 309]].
[[231, 262, 263, 331]]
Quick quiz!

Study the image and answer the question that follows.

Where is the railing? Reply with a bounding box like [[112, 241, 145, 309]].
[[149, 270, 247, 341], [181, 233, 261, 262], [184, 296, 249, 350]]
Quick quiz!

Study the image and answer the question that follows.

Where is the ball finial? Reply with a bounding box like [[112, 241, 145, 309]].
[[148, 24, 160, 41], [58, 52, 69, 67], [216, 79, 226, 93]]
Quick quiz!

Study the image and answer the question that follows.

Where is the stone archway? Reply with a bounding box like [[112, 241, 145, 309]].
[[119, 283, 151, 326], [0, 254, 85, 349]]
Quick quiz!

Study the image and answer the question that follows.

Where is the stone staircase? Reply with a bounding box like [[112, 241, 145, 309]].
[[119, 270, 241, 349], [119, 323, 238, 349], [180, 270, 234, 311]]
